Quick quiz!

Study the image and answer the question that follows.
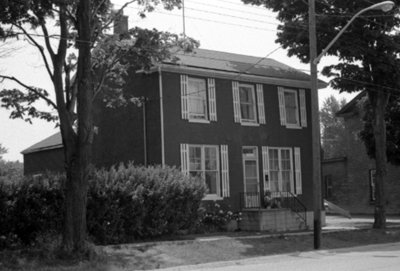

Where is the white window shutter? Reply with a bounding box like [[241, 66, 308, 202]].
[[208, 78, 217, 121], [232, 81, 241, 123], [220, 145, 230, 197], [180, 143, 189, 175], [256, 84, 266, 124], [278, 87, 286, 126], [299, 89, 307, 127], [294, 147, 302, 195], [181, 75, 188, 120], [262, 146, 270, 191]]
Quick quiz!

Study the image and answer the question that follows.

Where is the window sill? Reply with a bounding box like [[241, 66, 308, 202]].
[[203, 194, 223, 201], [240, 122, 260, 127], [285, 124, 302, 129], [188, 119, 211, 124]]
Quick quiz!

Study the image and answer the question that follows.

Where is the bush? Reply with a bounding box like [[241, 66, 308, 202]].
[[0, 173, 64, 248], [0, 164, 207, 247], [198, 201, 242, 232], [87, 163, 207, 244]]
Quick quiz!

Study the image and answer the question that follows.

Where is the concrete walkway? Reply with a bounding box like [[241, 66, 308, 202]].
[[158, 242, 400, 271]]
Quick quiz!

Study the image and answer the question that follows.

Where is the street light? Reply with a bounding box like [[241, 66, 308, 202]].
[[314, 1, 395, 64], [308, 0, 395, 250]]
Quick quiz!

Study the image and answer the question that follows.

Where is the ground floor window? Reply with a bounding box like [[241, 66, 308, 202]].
[[268, 147, 293, 193], [188, 145, 220, 196]]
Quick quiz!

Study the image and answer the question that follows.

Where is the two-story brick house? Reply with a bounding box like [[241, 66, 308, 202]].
[[22, 48, 327, 231], [322, 92, 400, 214]]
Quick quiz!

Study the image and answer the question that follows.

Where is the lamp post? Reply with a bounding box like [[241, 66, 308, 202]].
[[308, 0, 394, 250]]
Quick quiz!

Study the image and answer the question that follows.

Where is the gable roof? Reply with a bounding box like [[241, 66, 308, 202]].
[[21, 132, 63, 155], [159, 48, 328, 89], [336, 91, 366, 117]]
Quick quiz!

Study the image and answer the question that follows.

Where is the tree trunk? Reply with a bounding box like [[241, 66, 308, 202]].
[[62, 0, 93, 253], [372, 90, 388, 229]]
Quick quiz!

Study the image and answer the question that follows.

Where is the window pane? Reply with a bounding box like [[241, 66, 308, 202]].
[[205, 147, 217, 170], [205, 171, 218, 194], [189, 146, 202, 171], [245, 160, 257, 178], [284, 91, 298, 125], [188, 78, 207, 119], [239, 85, 256, 121]]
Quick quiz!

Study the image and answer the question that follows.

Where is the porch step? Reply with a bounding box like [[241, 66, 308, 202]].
[[240, 208, 307, 232]]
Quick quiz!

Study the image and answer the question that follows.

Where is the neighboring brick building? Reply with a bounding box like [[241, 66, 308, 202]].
[[322, 92, 400, 215]]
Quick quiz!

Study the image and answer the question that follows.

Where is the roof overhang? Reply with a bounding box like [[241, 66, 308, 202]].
[[140, 63, 328, 90], [21, 144, 63, 155]]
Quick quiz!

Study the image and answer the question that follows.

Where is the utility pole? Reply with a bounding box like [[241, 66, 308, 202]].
[[308, 0, 322, 249], [182, 0, 186, 38]]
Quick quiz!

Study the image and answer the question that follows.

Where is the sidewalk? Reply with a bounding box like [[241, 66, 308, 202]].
[[104, 215, 400, 270]]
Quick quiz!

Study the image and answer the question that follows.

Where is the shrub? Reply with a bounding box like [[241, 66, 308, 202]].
[[198, 201, 242, 232], [87, 163, 207, 244], [0, 164, 207, 247], [0, 173, 64, 248]]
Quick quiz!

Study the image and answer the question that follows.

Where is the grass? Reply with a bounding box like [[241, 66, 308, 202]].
[[1, 228, 400, 270]]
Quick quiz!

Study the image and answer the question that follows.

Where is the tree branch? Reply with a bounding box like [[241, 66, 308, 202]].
[[40, 22, 56, 59], [0, 75, 57, 110], [13, 24, 54, 81]]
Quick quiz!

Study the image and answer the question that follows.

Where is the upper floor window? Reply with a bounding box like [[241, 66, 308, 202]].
[[188, 77, 208, 120], [239, 84, 257, 123], [181, 75, 217, 123], [233, 82, 266, 125], [278, 87, 307, 129]]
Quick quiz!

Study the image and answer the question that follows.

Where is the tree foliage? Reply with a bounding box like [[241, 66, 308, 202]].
[[360, 95, 400, 165], [0, 0, 198, 252], [320, 95, 347, 159], [242, 0, 400, 228]]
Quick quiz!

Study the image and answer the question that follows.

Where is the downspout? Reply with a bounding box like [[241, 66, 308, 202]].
[[142, 99, 147, 167], [158, 66, 165, 167]]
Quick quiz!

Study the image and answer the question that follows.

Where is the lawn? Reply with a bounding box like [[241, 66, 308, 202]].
[[1, 228, 400, 270]]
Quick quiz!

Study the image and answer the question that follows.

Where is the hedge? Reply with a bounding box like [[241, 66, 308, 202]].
[[0, 164, 207, 247]]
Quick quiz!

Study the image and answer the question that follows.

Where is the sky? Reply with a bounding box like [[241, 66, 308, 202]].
[[0, 0, 357, 162]]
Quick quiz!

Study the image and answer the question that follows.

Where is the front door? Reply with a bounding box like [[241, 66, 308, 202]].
[[242, 147, 260, 208]]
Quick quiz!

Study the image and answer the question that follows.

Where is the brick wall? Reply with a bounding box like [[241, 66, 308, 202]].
[[323, 112, 400, 215]]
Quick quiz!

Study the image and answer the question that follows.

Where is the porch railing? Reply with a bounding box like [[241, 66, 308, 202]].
[[240, 191, 307, 225]]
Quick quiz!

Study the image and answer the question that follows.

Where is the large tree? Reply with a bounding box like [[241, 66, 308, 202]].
[[320, 95, 347, 159], [0, 0, 197, 253], [242, 0, 400, 228], [360, 95, 400, 166]]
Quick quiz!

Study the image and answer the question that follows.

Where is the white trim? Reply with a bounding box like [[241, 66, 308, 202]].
[[267, 147, 294, 193], [187, 144, 221, 197], [262, 146, 270, 191], [221, 145, 230, 197], [283, 88, 300, 127], [159, 67, 165, 167], [208, 78, 217, 121], [238, 83, 258, 124], [188, 119, 211, 124], [232, 81, 241, 123], [181, 74, 189, 120], [240, 122, 260, 127], [294, 147, 302, 195], [242, 146, 260, 208], [180, 143, 189, 175], [299, 89, 307, 127], [153, 64, 328, 89], [256, 84, 266, 124], [278, 87, 286, 126]]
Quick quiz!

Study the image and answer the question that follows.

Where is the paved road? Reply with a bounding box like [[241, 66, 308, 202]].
[[161, 242, 400, 271]]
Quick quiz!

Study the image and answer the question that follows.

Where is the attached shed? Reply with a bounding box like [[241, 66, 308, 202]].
[[21, 132, 64, 175]]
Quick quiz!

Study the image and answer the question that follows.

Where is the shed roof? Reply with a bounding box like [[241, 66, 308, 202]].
[[21, 132, 62, 155]]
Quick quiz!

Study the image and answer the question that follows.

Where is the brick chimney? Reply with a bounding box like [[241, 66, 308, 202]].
[[113, 10, 128, 35]]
